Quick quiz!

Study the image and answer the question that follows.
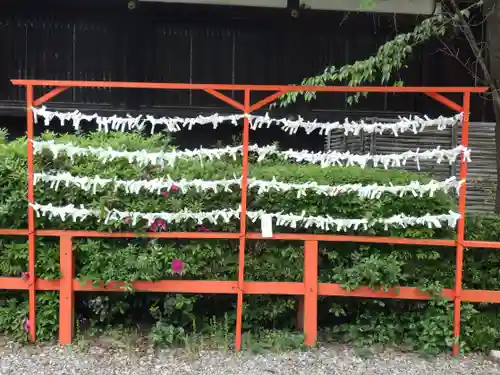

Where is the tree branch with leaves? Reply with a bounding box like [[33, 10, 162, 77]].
[[278, 0, 500, 211]]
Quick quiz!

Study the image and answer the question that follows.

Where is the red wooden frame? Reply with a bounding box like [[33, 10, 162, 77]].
[[5, 79, 491, 355]]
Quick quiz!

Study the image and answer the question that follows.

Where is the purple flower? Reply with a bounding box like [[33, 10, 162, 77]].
[[172, 259, 184, 274], [24, 319, 30, 333]]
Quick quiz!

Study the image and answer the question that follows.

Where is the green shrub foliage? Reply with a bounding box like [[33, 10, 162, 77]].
[[0, 131, 498, 353]]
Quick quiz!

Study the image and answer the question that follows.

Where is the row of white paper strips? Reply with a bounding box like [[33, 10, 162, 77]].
[[31, 106, 244, 134], [31, 106, 463, 137], [32, 140, 272, 167], [276, 145, 470, 169], [30, 202, 461, 231], [32, 140, 470, 170], [34, 171, 464, 199], [249, 112, 463, 136]]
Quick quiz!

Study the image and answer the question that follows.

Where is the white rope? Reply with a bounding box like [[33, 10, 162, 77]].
[[34, 171, 464, 199], [31, 106, 244, 134], [31, 106, 462, 137], [30, 202, 460, 232], [32, 140, 275, 167], [30, 202, 240, 227], [247, 210, 461, 231], [248, 113, 463, 136], [248, 176, 463, 198], [32, 140, 470, 170], [274, 146, 470, 169]]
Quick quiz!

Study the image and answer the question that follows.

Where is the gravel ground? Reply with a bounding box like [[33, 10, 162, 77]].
[[1, 343, 500, 375]]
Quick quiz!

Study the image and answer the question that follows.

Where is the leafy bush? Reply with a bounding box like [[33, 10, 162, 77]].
[[0, 130, 497, 353]]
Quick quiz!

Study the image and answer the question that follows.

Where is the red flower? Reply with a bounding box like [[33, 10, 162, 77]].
[[171, 185, 179, 192], [172, 259, 184, 274], [162, 191, 169, 198], [150, 219, 167, 232], [21, 272, 29, 281]]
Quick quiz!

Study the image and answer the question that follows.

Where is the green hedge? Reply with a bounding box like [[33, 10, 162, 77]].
[[0, 131, 498, 353]]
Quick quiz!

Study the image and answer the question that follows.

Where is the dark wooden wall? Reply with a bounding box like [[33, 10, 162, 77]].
[[0, 0, 493, 148]]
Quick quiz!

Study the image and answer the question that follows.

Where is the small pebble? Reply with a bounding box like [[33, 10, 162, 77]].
[[0, 344, 499, 375]]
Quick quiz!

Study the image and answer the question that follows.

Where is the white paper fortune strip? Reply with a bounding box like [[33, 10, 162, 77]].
[[34, 171, 464, 199], [31, 106, 462, 137], [248, 113, 463, 136], [276, 145, 471, 170], [30, 202, 460, 232], [247, 210, 461, 231], [32, 140, 470, 170], [31, 106, 245, 134], [32, 140, 275, 167], [30, 202, 240, 227]]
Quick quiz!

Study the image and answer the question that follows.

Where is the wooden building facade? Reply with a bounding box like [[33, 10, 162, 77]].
[[0, 0, 493, 144]]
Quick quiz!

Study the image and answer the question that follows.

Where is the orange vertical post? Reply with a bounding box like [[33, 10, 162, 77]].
[[452, 91, 471, 356], [303, 240, 318, 346], [59, 236, 74, 344], [235, 88, 251, 351], [26, 85, 36, 343]]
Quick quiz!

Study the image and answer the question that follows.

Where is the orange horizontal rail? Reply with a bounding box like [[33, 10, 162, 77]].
[[246, 233, 456, 246], [0, 277, 59, 291], [319, 284, 455, 300], [0, 229, 29, 235], [11, 79, 488, 93], [461, 289, 500, 303], [463, 240, 500, 249], [0, 228, 456, 246], [74, 280, 238, 294], [34, 229, 242, 239], [4, 275, 500, 305]]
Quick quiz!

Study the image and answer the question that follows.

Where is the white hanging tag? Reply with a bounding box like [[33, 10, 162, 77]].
[[261, 214, 274, 238]]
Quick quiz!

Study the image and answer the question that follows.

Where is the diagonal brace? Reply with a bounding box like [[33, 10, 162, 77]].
[[204, 89, 244, 111], [424, 92, 463, 113], [248, 91, 284, 113], [33, 87, 69, 107]]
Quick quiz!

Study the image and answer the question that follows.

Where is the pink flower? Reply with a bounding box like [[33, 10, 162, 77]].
[[172, 259, 184, 274], [196, 224, 210, 232], [171, 185, 179, 192], [124, 217, 132, 225], [150, 219, 167, 232], [24, 319, 30, 333], [162, 191, 169, 198], [21, 272, 29, 281]]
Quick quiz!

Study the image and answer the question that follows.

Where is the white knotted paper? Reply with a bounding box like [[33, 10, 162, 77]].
[[31, 106, 462, 137], [275, 146, 470, 169], [30, 202, 460, 232], [248, 112, 463, 136], [32, 140, 275, 167], [34, 171, 464, 199], [30, 202, 240, 227], [246, 210, 461, 231], [31, 106, 245, 134], [32, 140, 470, 170]]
